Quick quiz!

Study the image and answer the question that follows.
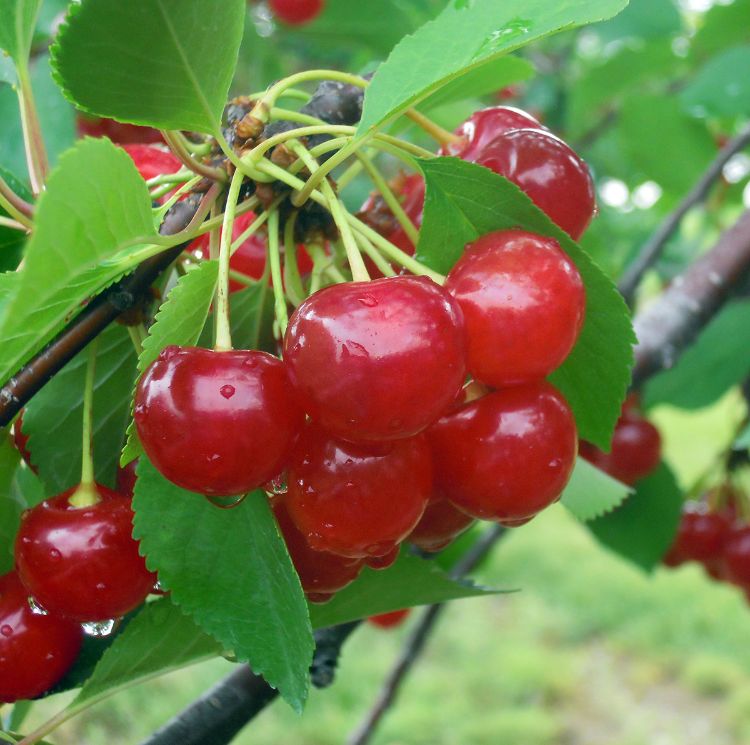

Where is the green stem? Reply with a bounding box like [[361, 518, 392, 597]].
[[270, 107, 326, 126], [162, 131, 227, 182], [16, 63, 48, 195], [405, 108, 461, 147], [153, 175, 203, 221], [336, 159, 364, 191], [282, 212, 306, 306], [0, 216, 28, 232], [267, 210, 288, 334], [0, 173, 34, 229], [127, 326, 144, 356], [230, 205, 275, 254], [355, 231, 396, 277]]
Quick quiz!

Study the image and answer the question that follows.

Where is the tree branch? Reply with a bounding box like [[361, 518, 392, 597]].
[[619, 121, 750, 305]]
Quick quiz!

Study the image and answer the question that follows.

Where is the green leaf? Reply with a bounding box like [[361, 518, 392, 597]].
[[587, 462, 683, 571], [644, 301, 750, 411], [0, 432, 21, 574], [735, 422, 750, 451], [72, 598, 220, 709], [0, 138, 157, 386], [593, 0, 681, 42], [560, 457, 632, 523], [132, 460, 314, 711], [309, 551, 505, 628], [681, 45, 750, 118], [415, 157, 635, 448], [357, 0, 628, 135], [121, 261, 219, 465], [51, 0, 245, 134], [228, 280, 275, 352], [691, 0, 750, 58], [0, 0, 42, 63], [0, 167, 31, 272], [23, 324, 137, 495]]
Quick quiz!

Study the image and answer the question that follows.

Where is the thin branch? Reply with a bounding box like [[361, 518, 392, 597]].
[[162, 131, 227, 182], [619, 121, 750, 304]]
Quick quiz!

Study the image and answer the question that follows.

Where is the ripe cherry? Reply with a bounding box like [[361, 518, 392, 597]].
[[667, 503, 732, 564], [407, 495, 475, 552], [428, 383, 577, 524], [269, 0, 324, 25], [441, 106, 545, 162], [274, 500, 363, 602], [12, 410, 36, 472], [285, 423, 432, 558], [77, 114, 162, 144], [476, 128, 596, 240], [724, 526, 750, 587], [15, 484, 156, 622], [0, 571, 83, 703], [116, 459, 138, 497], [368, 609, 411, 629], [135, 347, 305, 496], [580, 410, 661, 485], [444, 229, 585, 387], [122, 144, 181, 183], [284, 276, 466, 442], [364, 546, 400, 570]]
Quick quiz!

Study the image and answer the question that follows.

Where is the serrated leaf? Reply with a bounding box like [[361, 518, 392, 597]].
[[51, 0, 245, 134], [132, 460, 314, 711], [681, 45, 750, 118], [0, 0, 42, 63], [357, 0, 628, 135], [587, 462, 683, 571], [71, 599, 220, 709], [23, 324, 137, 495], [121, 261, 219, 465], [560, 457, 632, 522], [0, 138, 158, 386], [309, 551, 506, 629], [644, 300, 750, 411], [415, 157, 635, 448]]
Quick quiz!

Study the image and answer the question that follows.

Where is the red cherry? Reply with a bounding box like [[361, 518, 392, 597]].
[[475, 128, 596, 240], [134, 347, 305, 496], [284, 276, 466, 442], [428, 383, 577, 523], [77, 114, 163, 144], [285, 423, 432, 558], [116, 459, 138, 497], [273, 500, 363, 600], [0, 572, 83, 703], [724, 526, 750, 587], [580, 411, 661, 485], [121, 144, 181, 184], [368, 609, 411, 629], [668, 504, 732, 564], [407, 495, 475, 553], [364, 546, 400, 570], [12, 410, 36, 472], [441, 106, 545, 162], [269, 0, 324, 25], [445, 229, 585, 387], [15, 484, 156, 622]]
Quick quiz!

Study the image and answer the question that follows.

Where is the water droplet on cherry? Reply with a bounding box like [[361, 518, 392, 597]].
[[220, 384, 235, 399]]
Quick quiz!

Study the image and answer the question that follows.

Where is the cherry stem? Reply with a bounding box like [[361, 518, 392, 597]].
[[0, 173, 34, 229], [0, 215, 29, 232], [162, 130, 227, 183], [126, 326, 144, 356], [153, 174, 203, 221], [282, 212, 306, 306], [267, 210, 288, 334], [16, 62, 48, 196], [404, 109, 460, 147], [354, 232, 396, 277], [70, 339, 100, 508]]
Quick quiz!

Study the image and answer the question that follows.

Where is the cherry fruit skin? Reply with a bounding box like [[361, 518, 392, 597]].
[[116, 459, 138, 497], [441, 106, 545, 162], [77, 114, 162, 144], [122, 144, 181, 183], [476, 128, 596, 240], [0, 572, 83, 703], [428, 383, 577, 523], [135, 347, 305, 496], [407, 495, 475, 552], [284, 276, 467, 442], [445, 229, 585, 387], [269, 0, 324, 25], [724, 527, 750, 587], [368, 609, 411, 629], [15, 485, 156, 622], [274, 500, 363, 600], [669, 504, 732, 564], [12, 410, 36, 472], [580, 411, 661, 485], [285, 423, 432, 558]]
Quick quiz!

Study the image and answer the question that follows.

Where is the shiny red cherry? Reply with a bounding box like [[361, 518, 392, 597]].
[[580, 411, 661, 485], [364, 546, 400, 570], [368, 609, 411, 629], [285, 423, 432, 558], [12, 409, 36, 472], [269, 0, 324, 25], [724, 526, 750, 587], [445, 229, 585, 387], [134, 347, 305, 496], [667, 504, 732, 564], [274, 500, 363, 601], [15, 484, 156, 622], [441, 106, 545, 162], [428, 383, 577, 523], [121, 144, 181, 183], [283, 276, 466, 442], [77, 114, 163, 144], [0, 571, 83, 703], [476, 128, 596, 240], [116, 459, 138, 497], [407, 494, 475, 552]]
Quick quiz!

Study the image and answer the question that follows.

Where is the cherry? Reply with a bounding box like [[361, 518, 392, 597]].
[[77, 114, 163, 144], [475, 128, 595, 240], [368, 609, 411, 629], [269, 0, 324, 25], [428, 383, 577, 523], [364, 546, 400, 570], [667, 504, 732, 564], [0, 572, 83, 703], [444, 229, 585, 387], [723, 526, 750, 587], [122, 144, 181, 184], [580, 410, 661, 485], [273, 500, 363, 601], [283, 276, 466, 442], [441, 106, 545, 162], [407, 495, 475, 553], [135, 346, 305, 496], [285, 423, 432, 558], [12, 409, 36, 472], [116, 459, 138, 497], [15, 484, 156, 622]]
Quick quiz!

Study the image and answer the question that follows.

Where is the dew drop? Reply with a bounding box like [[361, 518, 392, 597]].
[[82, 618, 116, 638], [220, 384, 235, 399], [49, 548, 62, 561], [0, 624, 12, 637], [95, 582, 107, 592]]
